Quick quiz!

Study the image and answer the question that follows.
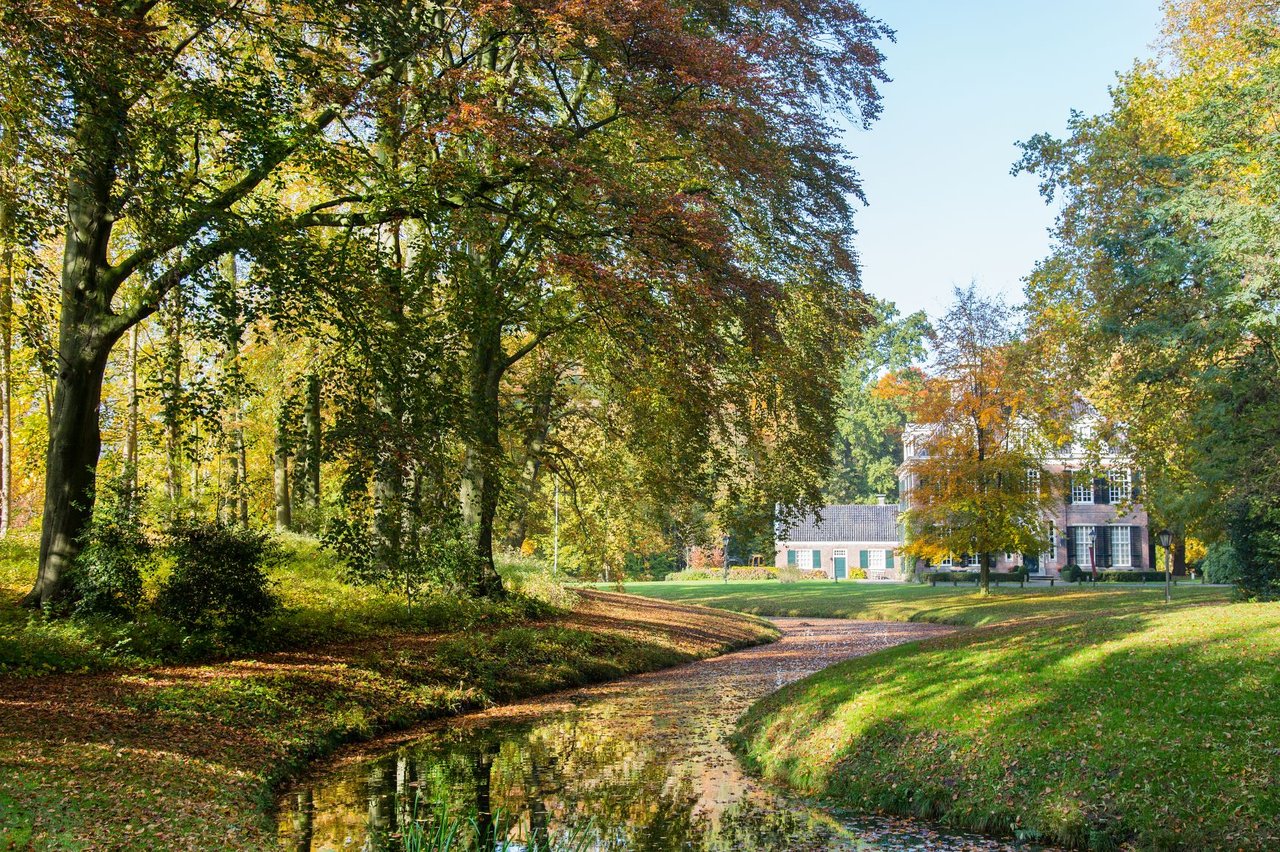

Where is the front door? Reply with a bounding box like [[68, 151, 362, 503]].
[[1023, 553, 1040, 574], [833, 550, 847, 580]]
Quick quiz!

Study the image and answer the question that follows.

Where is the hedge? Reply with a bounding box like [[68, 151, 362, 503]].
[[926, 570, 1029, 586]]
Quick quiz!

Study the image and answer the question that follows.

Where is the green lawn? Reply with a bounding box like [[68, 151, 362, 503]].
[[619, 579, 1276, 848], [611, 578, 1230, 626], [734, 600, 1280, 849]]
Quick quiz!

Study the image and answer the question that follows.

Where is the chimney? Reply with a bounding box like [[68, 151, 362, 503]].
[[876, 494, 886, 505]]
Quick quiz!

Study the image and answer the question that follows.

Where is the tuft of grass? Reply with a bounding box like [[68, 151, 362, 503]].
[[735, 600, 1280, 850], [615, 579, 1230, 627]]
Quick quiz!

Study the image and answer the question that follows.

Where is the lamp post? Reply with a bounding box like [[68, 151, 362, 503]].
[[1159, 528, 1173, 604], [721, 534, 731, 584], [1088, 527, 1097, 583]]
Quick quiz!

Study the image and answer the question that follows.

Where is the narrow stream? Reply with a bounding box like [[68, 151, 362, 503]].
[[278, 618, 1033, 851]]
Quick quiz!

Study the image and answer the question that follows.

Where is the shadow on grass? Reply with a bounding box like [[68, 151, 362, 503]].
[[737, 602, 1280, 849]]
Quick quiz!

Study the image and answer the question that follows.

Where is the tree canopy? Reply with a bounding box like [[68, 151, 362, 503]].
[[0, 0, 892, 602]]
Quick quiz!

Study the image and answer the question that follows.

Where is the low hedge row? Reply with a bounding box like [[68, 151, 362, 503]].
[[926, 570, 1029, 586], [664, 567, 779, 581], [1060, 565, 1179, 583]]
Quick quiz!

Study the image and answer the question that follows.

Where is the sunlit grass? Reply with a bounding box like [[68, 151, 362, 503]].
[[614, 579, 1231, 626], [736, 601, 1280, 849]]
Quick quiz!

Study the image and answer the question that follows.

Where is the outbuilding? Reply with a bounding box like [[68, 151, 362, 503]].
[[774, 502, 903, 580]]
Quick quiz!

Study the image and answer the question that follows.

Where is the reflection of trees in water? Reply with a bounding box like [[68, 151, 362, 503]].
[[283, 712, 852, 851]]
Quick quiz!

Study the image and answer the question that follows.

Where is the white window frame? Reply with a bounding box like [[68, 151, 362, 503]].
[[868, 549, 886, 574], [1110, 525, 1132, 568], [964, 553, 981, 568], [938, 554, 954, 568], [1042, 521, 1056, 566], [1109, 469, 1131, 504], [798, 549, 814, 570], [1074, 526, 1093, 566], [1071, 471, 1094, 505], [1026, 468, 1041, 493]]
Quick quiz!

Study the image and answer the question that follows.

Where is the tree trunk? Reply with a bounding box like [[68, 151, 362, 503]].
[[980, 551, 991, 595], [0, 197, 13, 538], [301, 372, 321, 517], [26, 342, 117, 605], [503, 370, 558, 551], [1173, 535, 1187, 576], [274, 409, 292, 532], [124, 325, 139, 504], [371, 380, 404, 572], [460, 314, 506, 597], [236, 425, 248, 525], [26, 91, 129, 605], [163, 294, 184, 505]]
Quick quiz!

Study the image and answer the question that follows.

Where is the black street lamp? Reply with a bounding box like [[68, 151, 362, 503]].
[[1088, 527, 1097, 582], [1158, 529, 1174, 604]]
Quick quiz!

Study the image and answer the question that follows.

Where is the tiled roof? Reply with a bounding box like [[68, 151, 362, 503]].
[[779, 504, 902, 543]]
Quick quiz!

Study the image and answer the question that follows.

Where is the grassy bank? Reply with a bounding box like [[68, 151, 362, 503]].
[[735, 600, 1280, 849], [0, 537, 776, 849], [614, 579, 1230, 626]]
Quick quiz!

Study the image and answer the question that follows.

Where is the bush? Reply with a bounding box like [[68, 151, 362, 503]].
[[1202, 542, 1244, 585], [664, 566, 780, 582], [155, 521, 280, 635], [927, 570, 1028, 585], [777, 567, 829, 583], [1097, 570, 1171, 583], [1228, 496, 1280, 600], [1060, 564, 1083, 582], [64, 476, 152, 619], [845, 566, 868, 580], [665, 569, 716, 581]]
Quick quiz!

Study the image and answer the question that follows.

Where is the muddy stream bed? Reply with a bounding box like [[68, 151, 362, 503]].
[[278, 617, 1038, 851]]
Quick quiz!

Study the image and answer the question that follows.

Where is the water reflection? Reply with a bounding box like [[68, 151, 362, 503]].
[[279, 619, 1032, 851]]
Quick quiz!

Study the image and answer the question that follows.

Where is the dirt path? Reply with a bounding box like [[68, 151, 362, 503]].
[[285, 617, 996, 851]]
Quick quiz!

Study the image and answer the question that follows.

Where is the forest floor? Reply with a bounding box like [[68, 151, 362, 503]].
[[0, 539, 776, 850], [617, 580, 1277, 849]]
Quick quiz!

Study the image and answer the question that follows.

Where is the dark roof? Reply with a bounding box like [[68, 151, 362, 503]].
[[780, 504, 902, 543]]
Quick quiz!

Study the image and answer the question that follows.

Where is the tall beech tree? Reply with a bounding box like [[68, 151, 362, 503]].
[[6, 0, 890, 603]]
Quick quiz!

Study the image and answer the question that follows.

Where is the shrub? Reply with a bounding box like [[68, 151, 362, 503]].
[[1201, 542, 1244, 585], [155, 521, 280, 635], [777, 566, 828, 583], [1097, 570, 1172, 583], [1060, 564, 1083, 582], [64, 476, 152, 619], [664, 566, 780, 582], [665, 569, 716, 581], [1228, 496, 1280, 600], [845, 566, 868, 580]]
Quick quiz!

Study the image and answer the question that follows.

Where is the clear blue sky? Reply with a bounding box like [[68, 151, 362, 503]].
[[845, 0, 1162, 319]]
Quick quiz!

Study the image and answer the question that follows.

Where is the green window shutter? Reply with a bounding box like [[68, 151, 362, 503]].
[[859, 550, 869, 569], [787, 549, 797, 567], [886, 550, 895, 570], [813, 549, 822, 569]]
